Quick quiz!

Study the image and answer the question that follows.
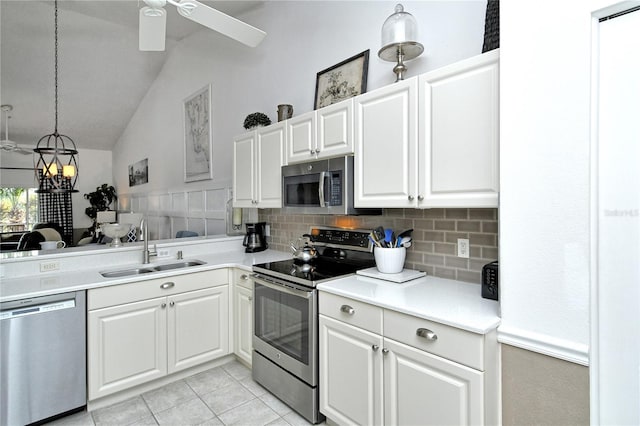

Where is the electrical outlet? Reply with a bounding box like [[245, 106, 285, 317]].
[[40, 261, 60, 272], [457, 239, 470, 259], [157, 249, 170, 257], [264, 224, 271, 237]]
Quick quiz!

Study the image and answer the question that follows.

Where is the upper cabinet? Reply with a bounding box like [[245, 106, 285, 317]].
[[354, 78, 419, 208], [233, 123, 286, 208], [286, 99, 354, 164], [354, 50, 500, 209], [420, 49, 500, 207]]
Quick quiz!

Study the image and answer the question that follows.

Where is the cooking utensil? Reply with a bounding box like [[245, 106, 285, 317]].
[[384, 228, 395, 247], [373, 226, 386, 247]]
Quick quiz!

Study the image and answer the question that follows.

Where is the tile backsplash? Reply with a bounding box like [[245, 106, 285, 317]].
[[259, 208, 498, 284]]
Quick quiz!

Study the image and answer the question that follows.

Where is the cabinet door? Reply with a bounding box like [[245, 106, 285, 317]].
[[383, 338, 483, 426], [168, 286, 229, 374], [286, 111, 316, 164], [317, 99, 354, 159], [319, 315, 383, 426], [233, 132, 256, 207], [234, 284, 253, 366], [88, 297, 167, 400], [419, 50, 499, 207], [354, 78, 418, 208], [256, 123, 285, 207]]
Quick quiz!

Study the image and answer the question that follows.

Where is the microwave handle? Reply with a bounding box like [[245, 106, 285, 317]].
[[318, 171, 326, 207]]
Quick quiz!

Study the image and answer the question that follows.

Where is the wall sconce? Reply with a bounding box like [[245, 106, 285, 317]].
[[378, 4, 424, 82]]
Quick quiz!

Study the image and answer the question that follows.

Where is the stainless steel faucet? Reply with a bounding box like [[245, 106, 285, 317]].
[[140, 219, 157, 264]]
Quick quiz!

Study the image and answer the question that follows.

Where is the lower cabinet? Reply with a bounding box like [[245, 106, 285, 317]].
[[232, 269, 254, 366], [87, 270, 229, 400], [319, 292, 495, 426]]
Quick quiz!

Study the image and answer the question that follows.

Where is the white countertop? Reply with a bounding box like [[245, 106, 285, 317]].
[[0, 247, 290, 303], [317, 273, 501, 334]]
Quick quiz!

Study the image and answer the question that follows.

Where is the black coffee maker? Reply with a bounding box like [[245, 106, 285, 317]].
[[243, 222, 268, 253]]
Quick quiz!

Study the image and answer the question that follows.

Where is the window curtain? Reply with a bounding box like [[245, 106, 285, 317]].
[[37, 170, 73, 245]]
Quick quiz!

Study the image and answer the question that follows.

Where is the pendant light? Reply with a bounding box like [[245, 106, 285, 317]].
[[34, 0, 79, 193]]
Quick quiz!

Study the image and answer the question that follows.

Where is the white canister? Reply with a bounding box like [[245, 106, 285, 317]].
[[374, 247, 406, 274]]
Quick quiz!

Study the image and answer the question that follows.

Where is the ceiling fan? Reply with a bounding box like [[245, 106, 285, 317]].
[[139, 0, 266, 51], [1, 105, 32, 156]]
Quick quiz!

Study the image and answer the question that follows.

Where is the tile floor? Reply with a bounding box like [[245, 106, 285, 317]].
[[46, 360, 322, 426]]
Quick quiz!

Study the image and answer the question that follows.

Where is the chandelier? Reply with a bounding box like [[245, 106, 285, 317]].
[[34, 0, 79, 193]]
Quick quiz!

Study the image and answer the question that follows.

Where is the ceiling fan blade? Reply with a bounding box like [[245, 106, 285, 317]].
[[139, 7, 167, 51], [178, 0, 266, 48]]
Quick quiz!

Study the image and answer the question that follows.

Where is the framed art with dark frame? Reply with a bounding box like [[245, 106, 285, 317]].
[[183, 84, 213, 182], [314, 50, 369, 110]]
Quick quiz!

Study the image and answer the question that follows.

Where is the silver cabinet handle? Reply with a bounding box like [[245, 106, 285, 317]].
[[310, 149, 315, 155], [240, 274, 249, 280], [161, 302, 167, 308], [382, 348, 389, 354], [372, 344, 379, 351], [416, 328, 438, 341], [160, 282, 175, 289], [169, 301, 175, 307], [340, 305, 355, 315], [417, 195, 424, 201], [408, 195, 415, 201], [315, 149, 321, 154]]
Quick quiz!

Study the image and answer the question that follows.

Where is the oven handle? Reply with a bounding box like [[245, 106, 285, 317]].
[[253, 275, 313, 299], [318, 171, 326, 207]]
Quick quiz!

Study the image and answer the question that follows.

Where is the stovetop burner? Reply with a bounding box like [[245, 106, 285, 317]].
[[252, 226, 376, 287]]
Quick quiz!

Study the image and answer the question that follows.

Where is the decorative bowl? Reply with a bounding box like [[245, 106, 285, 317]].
[[101, 223, 131, 247]]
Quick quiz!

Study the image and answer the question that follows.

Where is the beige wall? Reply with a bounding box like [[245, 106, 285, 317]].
[[502, 345, 589, 425], [259, 208, 498, 284]]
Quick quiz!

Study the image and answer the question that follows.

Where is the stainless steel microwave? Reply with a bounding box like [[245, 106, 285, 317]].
[[281, 156, 381, 215]]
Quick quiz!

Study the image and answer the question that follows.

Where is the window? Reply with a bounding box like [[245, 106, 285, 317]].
[[0, 187, 39, 233]]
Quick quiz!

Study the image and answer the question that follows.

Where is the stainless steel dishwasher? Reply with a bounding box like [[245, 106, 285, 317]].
[[1, 290, 86, 425]]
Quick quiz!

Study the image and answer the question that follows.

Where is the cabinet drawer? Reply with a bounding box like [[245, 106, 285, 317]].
[[319, 292, 382, 335], [384, 309, 485, 370], [233, 268, 254, 290], [89, 269, 228, 310]]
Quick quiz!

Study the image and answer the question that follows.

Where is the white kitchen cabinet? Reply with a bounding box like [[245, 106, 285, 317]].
[[319, 292, 496, 426], [233, 122, 285, 208], [419, 49, 500, 207], [319, 315, 383, 426], [286, 99, 354, 164], [354, 50, 499, 209], [354, 77, 419, 208], [88, 270, 229, 400], [232, 269, 254, 366]]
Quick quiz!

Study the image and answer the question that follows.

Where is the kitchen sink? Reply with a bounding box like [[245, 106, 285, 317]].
[[151, 260, 206, 271], [100, 260, 207, 278]]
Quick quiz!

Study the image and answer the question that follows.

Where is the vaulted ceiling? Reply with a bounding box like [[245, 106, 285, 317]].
[[0, 0, 262, 151]]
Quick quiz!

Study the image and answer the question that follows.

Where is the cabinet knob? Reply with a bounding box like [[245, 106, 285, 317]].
[[408, 195, 415, 201], [315, 149, 321, 154], [169, 301, 175, 307], [417, 195, 424, 201], [240, 274, 249, 280], [416, 328, 438, 341], [161, 303, 167, 308], [160, 282, 175, 289], [248, 296, 253, 301], [310, 149, 315, 155], [372, 344, 379, 351], [382, 348, 389, 354], [340, 305, 355, 315]]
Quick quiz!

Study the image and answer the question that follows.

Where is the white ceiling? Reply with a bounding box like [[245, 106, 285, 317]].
[[0, 0, 262, 151]]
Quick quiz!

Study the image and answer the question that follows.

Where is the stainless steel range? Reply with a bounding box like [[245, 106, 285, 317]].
[[252, 226, 375, 424]]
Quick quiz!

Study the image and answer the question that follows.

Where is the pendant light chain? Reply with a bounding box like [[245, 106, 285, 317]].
[[54, 0, 59, 133]]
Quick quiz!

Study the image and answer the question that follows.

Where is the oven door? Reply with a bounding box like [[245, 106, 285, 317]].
[[252, 274, 317, 386]]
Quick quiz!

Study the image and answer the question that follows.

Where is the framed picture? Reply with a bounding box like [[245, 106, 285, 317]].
[[314, 50, 369, 109], [183, 84, 213, 182], [128, 158, 148, 187]]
